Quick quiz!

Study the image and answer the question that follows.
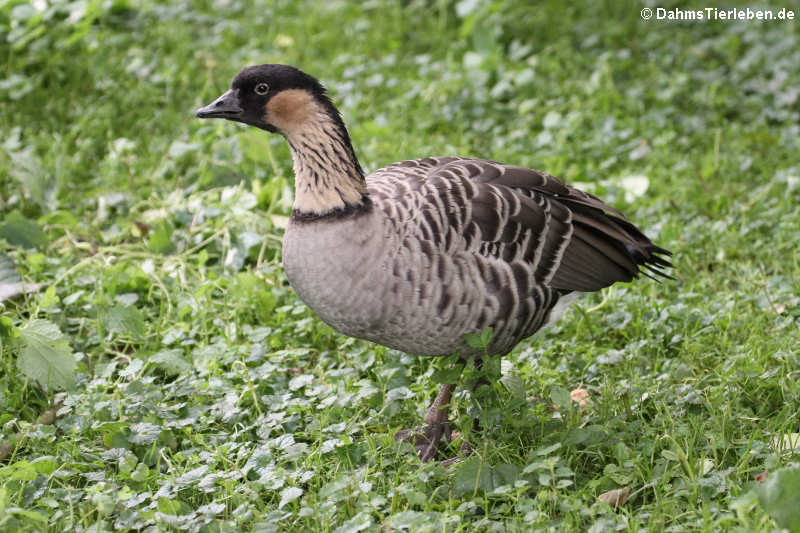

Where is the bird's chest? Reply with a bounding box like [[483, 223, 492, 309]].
[[281, 215, 391, 336]]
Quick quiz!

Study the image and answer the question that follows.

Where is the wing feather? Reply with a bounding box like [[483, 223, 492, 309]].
[[369, 156, 672, 290], [365, 156, 672, 353]]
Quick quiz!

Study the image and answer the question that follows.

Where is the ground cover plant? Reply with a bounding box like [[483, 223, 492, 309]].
[[1, 0, 799, 531]]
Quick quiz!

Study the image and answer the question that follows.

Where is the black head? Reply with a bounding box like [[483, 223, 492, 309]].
[[196, 64, 328, 133]]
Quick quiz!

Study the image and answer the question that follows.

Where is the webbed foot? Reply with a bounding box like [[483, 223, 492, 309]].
[[395, 422, 452, 462]]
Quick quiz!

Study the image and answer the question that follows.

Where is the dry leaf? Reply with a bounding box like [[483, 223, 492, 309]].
[[570, 387, 590, 407], [598, 486, 630, 508], [755, 471, 768, 483]]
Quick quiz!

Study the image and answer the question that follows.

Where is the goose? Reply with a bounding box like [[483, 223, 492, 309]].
[[196, 64, 672, 462]]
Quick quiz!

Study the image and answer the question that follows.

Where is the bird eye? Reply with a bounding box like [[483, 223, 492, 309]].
[[254, 83, 269, 95]]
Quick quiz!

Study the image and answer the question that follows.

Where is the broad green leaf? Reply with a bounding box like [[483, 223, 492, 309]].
[[38, 285, 59, 308], [288, 374, 313, 391], [453, 458, 519, 497], [149, 349, 190, 376], [500, 372, 526, 401], [754, 464, 800, 531], [386, 387, 414, 402], [147, 222, 175, 255], [0, 252, 20, 284], [103, 431, 130, 450], [564, 427, 590, 446], [493, 463, 520, 487], [535, 442, 562, 456], [278, 486, 303, 509], [481, 355, 502, 381], [7, 147, 52, 208], [550, 386, 571, 408], [464, 327, 493, 350], [4, 507, 46, 523], [117, 452, 138, 475], [130, 463, 149, 482], [453, 457, 486, 497], [432, 364, 464, 385], [197, 502, 226, 517], [157, 497, 185, 515], [100, 304, 145, 341], [31, 456, 57, 474], [387, 511, 445, 531], [128, 422, 162, 446], [9, 460, 37, 481], [175, 465, 209, 487], [332, 511, 372, 533], [0, 212, 48, 249], [0, 316, 17, 340], [16, 319, 76, 390]]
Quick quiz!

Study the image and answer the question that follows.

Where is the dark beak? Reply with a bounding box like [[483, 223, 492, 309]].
[[196, 89, 243, 119]]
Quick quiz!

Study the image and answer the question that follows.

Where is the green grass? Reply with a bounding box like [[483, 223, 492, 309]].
[[1, 0, 799, 531]]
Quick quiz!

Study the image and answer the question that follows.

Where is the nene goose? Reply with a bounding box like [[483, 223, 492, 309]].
[[197, 64, 671, 461]]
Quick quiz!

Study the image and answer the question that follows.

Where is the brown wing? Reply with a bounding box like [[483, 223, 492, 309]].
[[374, 157, 671, 292], [457, 159, 672, 291], [367, 156, 672, 353]]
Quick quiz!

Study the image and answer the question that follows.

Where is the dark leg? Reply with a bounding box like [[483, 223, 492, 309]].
[[425, 383, 455, 425], [396, 383, 455, 462], [395, 357, 496, 463], [449, 358, 490, 461], [437, 380, 483, 466]]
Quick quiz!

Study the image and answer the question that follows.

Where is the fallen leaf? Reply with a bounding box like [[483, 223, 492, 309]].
[[598, 486, 630, 509], [134, 221, 151, 235], [570, 388, 590, 407]]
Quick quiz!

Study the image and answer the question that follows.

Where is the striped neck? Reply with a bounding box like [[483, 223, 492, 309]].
[[283, 104, 368, 217]]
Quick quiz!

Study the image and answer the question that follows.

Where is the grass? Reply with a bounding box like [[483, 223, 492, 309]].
[[1, 0, 799, 531]]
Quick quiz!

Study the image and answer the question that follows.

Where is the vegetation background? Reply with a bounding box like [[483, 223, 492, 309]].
[[1, 0, 798, 531]]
